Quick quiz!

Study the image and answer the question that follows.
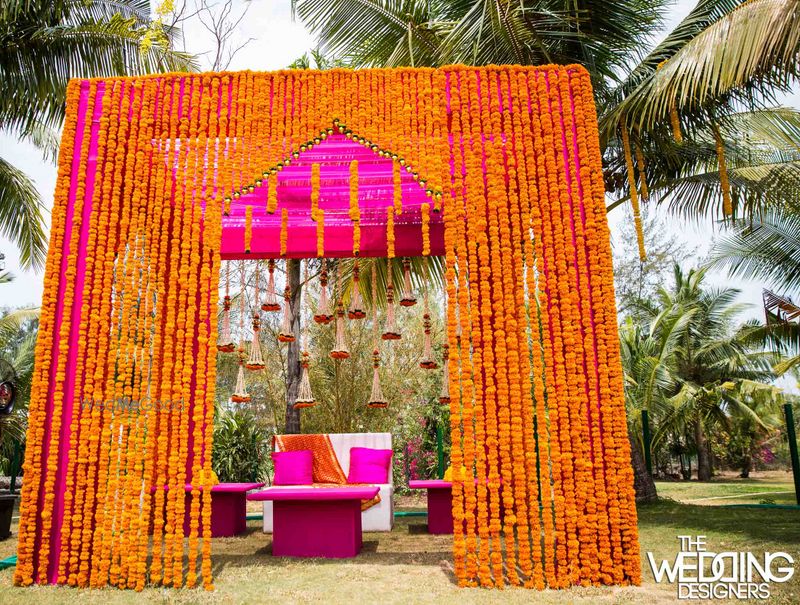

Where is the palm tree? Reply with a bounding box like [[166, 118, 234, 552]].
[[291, 0, 800, 223], [0, 1, 195, 270], [625, 266, 779, 481]]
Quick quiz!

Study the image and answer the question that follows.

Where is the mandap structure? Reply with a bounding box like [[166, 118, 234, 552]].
[[16, 65, 640, 591]]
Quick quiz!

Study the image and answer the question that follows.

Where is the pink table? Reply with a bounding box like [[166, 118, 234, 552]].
[[151, 482, 265, 538], [409, 480, 453, 534], [248, 486, 380, 558]]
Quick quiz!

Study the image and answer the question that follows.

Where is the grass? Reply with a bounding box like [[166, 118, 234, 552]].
[[0, 485, 797, 603], [655, 470, 798, 505]]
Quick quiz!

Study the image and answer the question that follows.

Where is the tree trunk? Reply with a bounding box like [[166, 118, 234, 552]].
[[629, 431, 657, 502], [284, 259, 302, 434], [740, 454, 752, 478], [694, 420, 712, 481]]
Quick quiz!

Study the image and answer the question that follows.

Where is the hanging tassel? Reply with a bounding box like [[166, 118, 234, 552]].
[[294, 260, 316, 408], [400, 257, 417, 307], [262, 259, 280, 312], [294, 352, 316, 408], [278, 282, 295, 343], [246, 262, 265, 370], [314, 260, 334, 324], [382, 260, 401, 340], [419, 296, 438, 370], [348, 260, 366, 319], [714, 123, 733, 217], [330, 302, 350, 359], [367, 349, 388, 409], [439, 344, 451, 404], [217, 262, 236, 352], [620, 114, 647, 262], [231, 357, 251, 403], [245, 315, 266, 370]]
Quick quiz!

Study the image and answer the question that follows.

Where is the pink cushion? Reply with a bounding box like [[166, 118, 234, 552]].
[[347, 447, 392, 484], [272, 450, 313, 485]]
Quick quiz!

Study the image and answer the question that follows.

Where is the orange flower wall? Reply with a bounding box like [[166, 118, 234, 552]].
[[17, 65, 639, 591]]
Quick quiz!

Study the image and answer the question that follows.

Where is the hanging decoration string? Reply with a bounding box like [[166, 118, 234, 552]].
[[382, 258, 401, 340], [246, 260, 265, 370]]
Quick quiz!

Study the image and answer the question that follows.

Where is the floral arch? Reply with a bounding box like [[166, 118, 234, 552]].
[[15, 65, 640, 591]]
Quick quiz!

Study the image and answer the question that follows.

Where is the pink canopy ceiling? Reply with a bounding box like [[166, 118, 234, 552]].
[[219, 133, 445, 258]]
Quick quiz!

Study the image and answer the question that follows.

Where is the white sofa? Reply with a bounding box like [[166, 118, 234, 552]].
[[262, 432, 394, 533]]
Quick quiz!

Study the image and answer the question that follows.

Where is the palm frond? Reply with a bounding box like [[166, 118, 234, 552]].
[[0, 156, 47, 271]]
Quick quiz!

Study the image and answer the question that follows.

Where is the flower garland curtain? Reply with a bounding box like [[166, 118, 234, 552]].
[[17, 65, 639, 592]]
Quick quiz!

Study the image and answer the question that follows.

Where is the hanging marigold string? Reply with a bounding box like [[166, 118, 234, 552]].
[[310, 162, 320, 221], [386, 206, 395, 258], [267, 174, 277, 213], [316, 209, 325, 257], [419, 294, 438, 370], [634, 137, 649, 202], [217, 261, 235, 352], [244, 205, 252, 253]]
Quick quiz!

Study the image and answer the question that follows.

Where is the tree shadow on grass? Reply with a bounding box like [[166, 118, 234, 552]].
[[637, 499, 800, 545]]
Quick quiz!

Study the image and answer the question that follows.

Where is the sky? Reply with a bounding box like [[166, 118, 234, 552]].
[[0, 0, 794, 321]]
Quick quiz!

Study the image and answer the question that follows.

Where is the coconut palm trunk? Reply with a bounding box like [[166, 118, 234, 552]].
[[630, 431, 657, 502], [694, 418, 712, 481]]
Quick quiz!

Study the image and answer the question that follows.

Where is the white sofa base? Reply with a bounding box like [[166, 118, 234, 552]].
[[263, 432, 394, 533]]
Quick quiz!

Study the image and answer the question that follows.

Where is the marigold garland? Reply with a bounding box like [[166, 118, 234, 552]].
[[18, 66, 640, 594], [619, 114, 646, 261]]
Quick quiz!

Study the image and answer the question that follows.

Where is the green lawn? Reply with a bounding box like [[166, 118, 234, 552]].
[[656, 471, 798, 506], [0, 496, 797, 604]]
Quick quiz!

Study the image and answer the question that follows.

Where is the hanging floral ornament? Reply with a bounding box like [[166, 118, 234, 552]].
[[382, 261, 401, 341], [314, 260, 334, 324], [330, 302, 350, 359], [217, 262, 236, 352], [421, 202, 430, 256], [348, 260, 366, 319], [278, 283, 295, 343], [419, 296, 438, 370], [400, 257, 417, 307], [262, 259, 280, 312], [245, 315, 266, 370], [246, 263, 266, 370], [294, 352, 316, 408], [393, 161, 402, 215], [439, 344, 451, 404], [386, 206, 395, 259], [231, 356, 251, 403], [367, 349, 388, 409], [267, 173, 277, 214], [294, 260, 316, 408]]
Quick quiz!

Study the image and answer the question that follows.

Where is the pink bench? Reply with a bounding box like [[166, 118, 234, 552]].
[[408, 480, 453, 534], [248, 486, 380, 558], [151, 482, 265, 537]]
